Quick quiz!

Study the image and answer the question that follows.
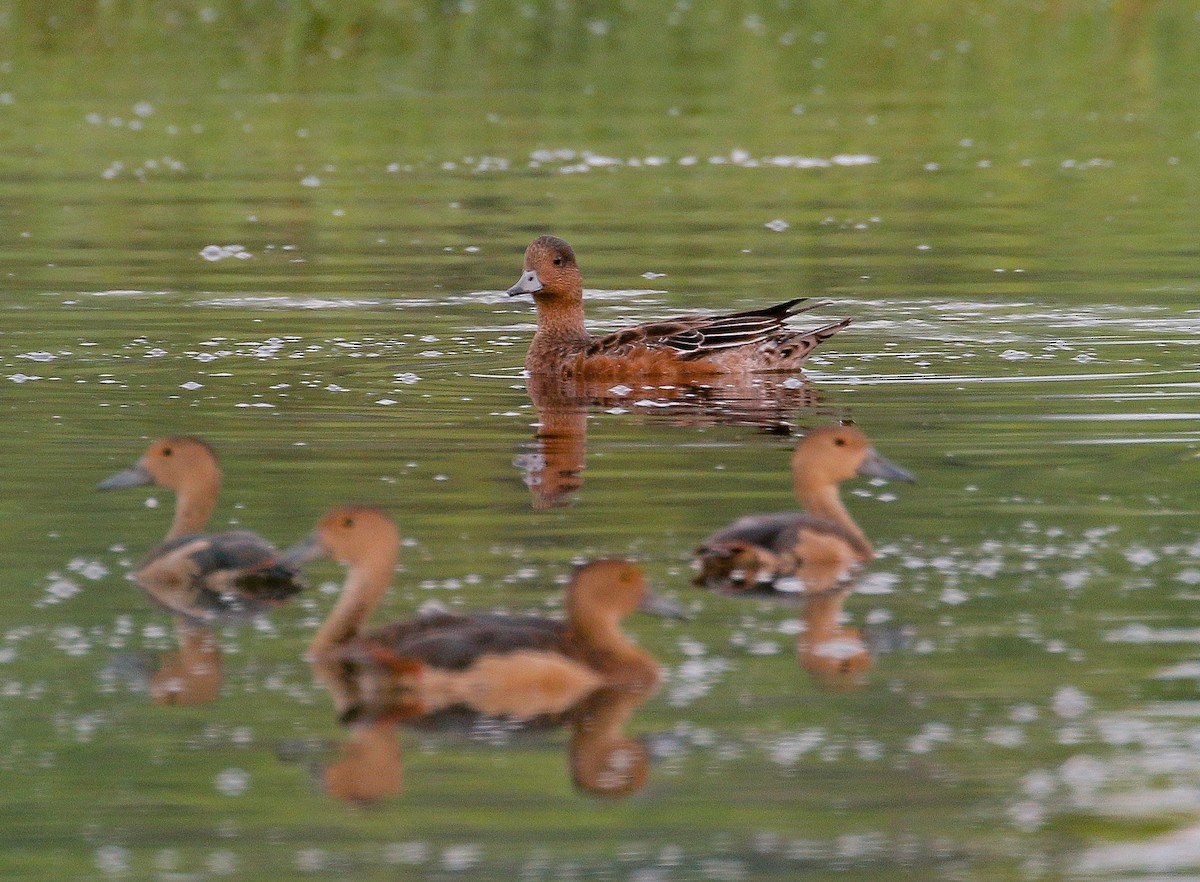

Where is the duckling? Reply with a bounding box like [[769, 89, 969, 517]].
[[97, 436, 302, 621], [506, 235, 851, 377], [289, 506, 677, 722], [694, 425, 913, 594]]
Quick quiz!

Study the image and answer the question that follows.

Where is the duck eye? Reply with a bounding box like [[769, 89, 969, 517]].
[[553, 256, 563, 266]]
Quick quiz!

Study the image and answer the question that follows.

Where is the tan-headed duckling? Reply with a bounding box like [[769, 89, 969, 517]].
[[506, 235, 851, 378], [289, 506, 679, 722], [694, 425, 913, 594], [97, 436, 302, 620]]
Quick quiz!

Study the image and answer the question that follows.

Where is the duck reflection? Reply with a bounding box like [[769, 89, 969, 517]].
[[286, 505, 678, 802], [694, 425, 912, 595], [97, 436, 303, 705], [795, 580, 873, 692], [518, 370, 827, 508]]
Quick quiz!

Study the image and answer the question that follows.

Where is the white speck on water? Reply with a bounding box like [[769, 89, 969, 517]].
[[300, 175, 321, 187], [8, 373, 42, 383], [325, 384, 349, 392], [384, 842, 430, 865], [214, 767, 250, 796], [393, 372, 420, 384], [1007, 799, 1046, 832], [916, 243, 932, 251], [377, 398, 397, 406], [1000, 349, 1032, 361], [440, 844, 481, 871], [18, 351, 55, 362], [856, 571, 899, 594], [201, 244, 252, 262], [69, 558, 108, 580], [1125, 547, 1159, 567], [95, 845, 130, 875], [180, 381, 203, 390], [1105, 624, 1200, 643], [641, 271, 667, 279], [206, 851, 238, 875], [764, 219, 790, 232], [1011, 704, 1040, 723], [1052, 686, 1092, 719], [608, 384, 633, 395]]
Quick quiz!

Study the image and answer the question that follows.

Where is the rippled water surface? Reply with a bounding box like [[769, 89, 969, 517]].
[[4, 3, 1200, 880]]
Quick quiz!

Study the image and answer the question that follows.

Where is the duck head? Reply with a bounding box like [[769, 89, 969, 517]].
[[506, 235, 583, 304], [286, 504, 400, 570], [792, 424, 914, 490], [566, 559, 687, 625], [98, 435, 223, 540], [97, 435, 221, 495]]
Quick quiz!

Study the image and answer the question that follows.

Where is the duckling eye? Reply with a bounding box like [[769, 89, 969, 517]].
[[162, 447, 173, 456], [552, 256, 563, 266], [833, 437, 846, 447], [342, 517, 354, 528]]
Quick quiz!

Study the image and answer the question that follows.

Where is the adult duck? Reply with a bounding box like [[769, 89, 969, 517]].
[[97, 436, 302, 621], [693, 424, 913, 594], [505, 235, 851, 378], [290, 505, 677, 722]]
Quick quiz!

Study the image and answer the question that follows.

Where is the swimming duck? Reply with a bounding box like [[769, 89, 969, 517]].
[[290, 505, 677, 722], [505, 235, 851, 377], [693, 425, 913, 594], [97, 436, 302, 621]]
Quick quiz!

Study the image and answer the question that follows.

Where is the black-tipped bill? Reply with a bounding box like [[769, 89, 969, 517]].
[[506, 269, 543, 297], [857, 448, 915, 484], [278, 531, 329, 568], [97, 463, 154, 491]]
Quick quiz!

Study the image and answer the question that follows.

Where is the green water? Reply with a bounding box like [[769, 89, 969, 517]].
[[4, 2, 1200, 879]]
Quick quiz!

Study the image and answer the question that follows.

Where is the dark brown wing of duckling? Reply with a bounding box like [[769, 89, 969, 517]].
[[134, 530, 304, 621], [694, 512, 867, 591], [364, 613, 568, 671], [588, 299, 835, 358]]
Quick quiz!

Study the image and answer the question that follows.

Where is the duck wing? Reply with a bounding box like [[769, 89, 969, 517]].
[[694, 512, 867, 593], [135, 530, 304, 620], [368, 613, 567, 671], [589, 298, 824, 358]]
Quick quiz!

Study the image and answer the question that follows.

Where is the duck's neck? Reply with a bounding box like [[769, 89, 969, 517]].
[[309, 556, 396, 658], [796, 479, 874, 560], [166, 475, 220, 541], [568, 615, 660, 689], [529, 295, 591, 364]]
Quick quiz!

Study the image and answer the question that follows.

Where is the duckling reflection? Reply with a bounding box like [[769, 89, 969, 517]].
[[286, 505, 675, 802], [97, 436, 303, 705], [694, 425, 913, 595], [794, 569, 873, 692], [518, 370, 827, 509]]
